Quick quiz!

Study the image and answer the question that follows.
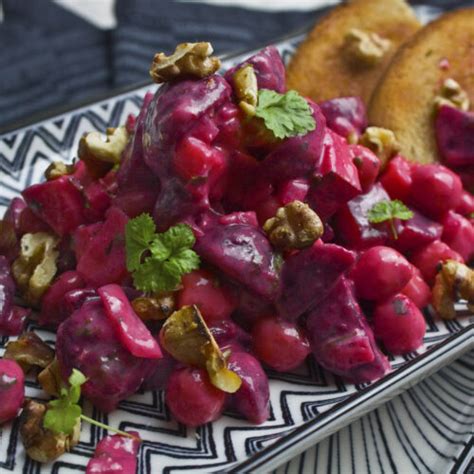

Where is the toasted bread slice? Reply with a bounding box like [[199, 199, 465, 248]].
[[286, 0, 421, 104], [368, 7, 474, 164]]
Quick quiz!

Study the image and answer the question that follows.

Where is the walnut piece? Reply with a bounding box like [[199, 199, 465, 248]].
[[44, 161, 74, 181], [432, 260, 474, 320], [343, 28, 391, 66], [132, 292, 176, 321], [359, 126, 400, 169], [12, 232, 59, 306], [38, 358, 62, 397], [434, 78, 470, 112], [20, 399, 80, 463], [150, 42, 221, 84], [78, 126, 128, 166], [263, 200, 324, 251], [233, 64, 258, 116], [4, 332, 55, 373]]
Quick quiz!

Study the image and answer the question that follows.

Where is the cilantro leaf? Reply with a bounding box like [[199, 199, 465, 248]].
[[255, 89, 316, 139], [367, 200, 414, 239], [126, 215, 200, 292]]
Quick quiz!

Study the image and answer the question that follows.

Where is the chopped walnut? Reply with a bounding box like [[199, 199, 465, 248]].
[[38, 358, 62, 397], [432, 260, 474, 320], [4, 332, 54, 373], [343, 28, 391, 66], [233, 64, 258, 116], [150, 42, 221, 83], [78, 127, 128, 168], [44, 161, 75, 181], [263, 200, 323, 251], [132, 292, 176, 321], [434, 78, 470, 111], [359, 126, 400, 169], [12, 232, 59, 306], [20, 399, 80, 463]]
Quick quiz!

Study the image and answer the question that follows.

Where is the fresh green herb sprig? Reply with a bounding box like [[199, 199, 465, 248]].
[[367, 200, 414, 239], [43, 369, 138, 440], [125, 213, 200, 293], [255, 89, 316, 139]]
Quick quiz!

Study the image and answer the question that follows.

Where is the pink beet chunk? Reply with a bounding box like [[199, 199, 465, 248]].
[[0, 359, 25, 424], [98, 284, 162, 359]]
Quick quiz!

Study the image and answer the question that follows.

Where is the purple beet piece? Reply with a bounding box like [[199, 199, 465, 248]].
[[335, 183, 395, 250], [263, 101, 326, 184], [228, 351, 270, 424], [4, 197, 26, 234], [39, 271, 85, 328], [277, 242, 355, 320], [435, 105, 474, 168], [83, 180, 111, 223], [307, 129, 362, 220], [306, 277, 390, 383], [210, 320, 252, 350], [318, 97, 367, 140], [141, 351, 177, 391], [394, 210, 443, 253], [195, 221, 281, 301], [218, 211, 259, 228], [62, 287, 98, 315], [56, 299, 155, 412], [224, 46, 286, 93]]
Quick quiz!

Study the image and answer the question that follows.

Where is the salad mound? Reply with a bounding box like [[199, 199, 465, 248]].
[[0, 41, 473, 468]]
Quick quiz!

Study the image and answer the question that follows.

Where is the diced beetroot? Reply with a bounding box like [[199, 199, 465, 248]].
[[112, 189, 158, 219], [209, 320, 252, 351], [141, 351, 177, 391], [380, 155, 413, 201], [456, 166, 474, 193], [218, 211, 258, 228], [318, 96, 367, 140], [456, 191, 474, 216], [165, 367, 226, 427], [22, 176, 87, 236], [56, 237, 77, 274], [0, 219, 18, 262], [349, 144, 380, 192], [71, 160, 95, 187], [373, 294, 426, 354], [254, 196, 281, 226], [263, 102, 326, 184], [76, 207, 129, 288], [72, 222, 103, 262], [56, 299, 155, 412], [98, 284, 162, 359], [277, 178, 310, 205], [251, 317, 310, 371], [441, 211, 474, 262], [195, 221, 280, 302], [435, 104, 474, 168], [321, 223, 335, 243], [83, 180, 111, 222], [409, 164, 462, 219], [87, 431, 140, 474], [4, 197, 26, 234], [308, 129, 361, 220], [18, 207, 51, 235], [224, 46, 286, 93], [39, 271, 85, 327], [227, 352, 270, 424], [334, 183, 393, 249], [277, 242, 355, 320], [306, 278, 390, 383], [393, 210, 443, 253], [410, 240, 464, 285], [352, 246, 413, 301], [0, 306, 29, 336], [232, 286, 275, 329], [178, 269, 237, 324], [0, 359, 25, 424], [401, 269, 431, 309], [62, 287, 97, 315]]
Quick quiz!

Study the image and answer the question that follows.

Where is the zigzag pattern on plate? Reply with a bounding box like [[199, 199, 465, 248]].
[[0, 33, 473, 474]]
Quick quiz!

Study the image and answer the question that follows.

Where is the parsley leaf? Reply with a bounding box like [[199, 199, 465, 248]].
[[255, 89, 316, 139], [367, 200, 414, 239], [125, 215, 200, 293]]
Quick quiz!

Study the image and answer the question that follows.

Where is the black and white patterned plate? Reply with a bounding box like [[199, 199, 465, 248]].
[[1, 3, 473, 473]]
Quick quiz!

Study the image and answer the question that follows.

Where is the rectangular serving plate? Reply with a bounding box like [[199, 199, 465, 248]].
[[1, 14, 473, 474]]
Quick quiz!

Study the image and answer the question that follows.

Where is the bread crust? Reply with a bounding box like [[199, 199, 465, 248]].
[[286, 0, 421, 104], [368, 7, 474, 164]]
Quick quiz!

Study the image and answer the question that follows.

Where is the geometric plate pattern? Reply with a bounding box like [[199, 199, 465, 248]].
[[1, 4, 473, 472]]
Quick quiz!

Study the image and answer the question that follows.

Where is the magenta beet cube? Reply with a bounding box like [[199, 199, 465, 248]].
[[277, 242, 355, 320], [441, 210, 474, 262], [335, 183, 393, 250], [308, 130, 361, 220], [4, 197, 26, 233], [277, 178, 310, 205], [83, 180, 111, 223], [0, 359, 25, 424], [435, 105, 474, 168], [76, 207, 129, 288], [22, 176, 86, 236], [306, 277, 390, 383]]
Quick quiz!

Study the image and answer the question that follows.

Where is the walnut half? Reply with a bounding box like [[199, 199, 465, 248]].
[[359, 126, 400, 169], [232, 64, 258, 116], [150, 42, 221, 83], [432, 260, 474, 320], [434, 78, 470, 112], [343, 28, 391, 66], [79, 127, 129, 166], [263, 200, 324, 251]]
